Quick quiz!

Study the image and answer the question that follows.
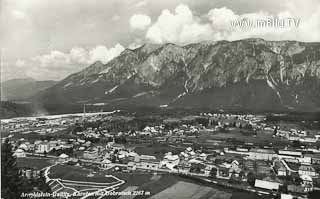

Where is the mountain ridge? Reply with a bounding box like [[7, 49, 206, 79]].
[[2, 78, 57, 101], [32, 38, 320, 112]]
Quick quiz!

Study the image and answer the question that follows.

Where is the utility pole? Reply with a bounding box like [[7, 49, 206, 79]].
[[83, 104, 86, 118], [0, 48, 4, 101]]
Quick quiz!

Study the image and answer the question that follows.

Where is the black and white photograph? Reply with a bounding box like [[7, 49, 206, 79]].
[[1, 0, 320, 198]]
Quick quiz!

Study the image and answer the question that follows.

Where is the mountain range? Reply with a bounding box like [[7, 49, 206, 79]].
[[1, 78, 57, 101], [28, 38, 320, 112]]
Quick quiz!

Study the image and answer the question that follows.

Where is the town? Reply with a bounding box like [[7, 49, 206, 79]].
[[1, 110, 320, 199]]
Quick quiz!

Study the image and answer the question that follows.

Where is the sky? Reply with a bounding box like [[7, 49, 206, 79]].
[[1, 0, 320, 81]]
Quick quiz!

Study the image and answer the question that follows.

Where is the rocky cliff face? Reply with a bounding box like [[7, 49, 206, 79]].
[[33, 38, 320, 112]]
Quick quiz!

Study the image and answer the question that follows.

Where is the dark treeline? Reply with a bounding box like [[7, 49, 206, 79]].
[[1, 139, 52, 198]]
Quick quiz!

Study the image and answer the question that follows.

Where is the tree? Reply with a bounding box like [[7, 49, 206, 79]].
[[1, 139, 23, 198], [229, 171, 240, 184], [292, 140, 302, 148], [274, 126, 278, 135], [309, 190, 320, 199], [247, 172, 256, 186], [209, 168, 217, 178]]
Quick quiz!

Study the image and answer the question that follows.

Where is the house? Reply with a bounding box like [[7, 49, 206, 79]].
[[298, 156, 312, 165], [274, 161, 287, 176], [186, 147, 193, 153], [21, 169, 40, 179], [49, 140, 59, 150], [161, 153, 180, 169], [163, 154, 180, 164], [305, 154, 320, 165], [288, 136, 300, 141], [281, 194, 293, 199], [83, 149, 99, 160], [35, 141, 50, 153], [138, 159, 160, 170], [140, 155, 157, 161], [204, 164, 217, 176], [101, 159, 112, 168], [177, 161, 191, 173], [127, 161, 136, 171], [112, 143, 125, 150], [199, 153, 207, 160], [300, 136, 317, 143], [59, 153, 69, 162], [300, 175, 313, 192], [18, 143, 29, 151], [249, 148, 277, 161], [287, 185, 305, 194], [256, 161, 272, 175], [67, 158, 79, 166], [254, 179, 280, 191], [298, 165, 317, 177], [278, 150, 302, 158], [229, 160, 241, 176], [14, 148, 26, 158], [217, 165, 230, 179]]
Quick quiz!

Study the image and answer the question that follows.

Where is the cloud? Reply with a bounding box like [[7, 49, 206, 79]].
[[15, 59, 26, 68], [111, 15, 120, 21], [14, 44, 125, 80], [130, 14, 152, 30], [88, 44, 125, 64], [128, 43, 143, 50], [146, 4, 213, 44], [11, 10, 27, 19], [32, 50, 70, 69], [134, 0, 148, 8], [145, 3, 320, 44], [32, 44, 125, 68]]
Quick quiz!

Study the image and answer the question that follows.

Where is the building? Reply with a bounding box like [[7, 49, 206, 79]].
[[138, 159, 160, 170], [287, 185, 305, 194], [161, 153, 180, 169], [36, 141, 50, 153], [305, 154, 320, 165], [127, 162, 136, 171], [256, 161, 272, 175], [229, 160, 242, 176], [249, 148, 277, 161], [300, 175, 313, 192], [278, 150, 302, 158], [281, 194, 293, 199], [254, 179, 280, 191], [18, 143, 29, 151], [83, 149, 99, 160], [112, 143, 125, 150], [274, 161, 287, 176], [14, 148, 26, 158], [300, 136, 317, 143], [20, 169, 40, 180], [101, 159, 112, 168], [217, 165, 231, 179], [59, 153, 69, 162], [177, 161, 192, 173], [298, 165, 317, 177], [140, 155, 157, 161]]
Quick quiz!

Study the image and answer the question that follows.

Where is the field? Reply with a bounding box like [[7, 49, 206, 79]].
[[150, 181, 232, 199], [47, 164, 124, 198], [135, 143, 185, 159], [49, 164, 119, 183], [38, 161, 261, 199], [199, 129, 289, 146], [17, 157, 54, 170]]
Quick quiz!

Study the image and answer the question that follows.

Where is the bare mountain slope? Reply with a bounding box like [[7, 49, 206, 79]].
[[33, 39, 320, 112]]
